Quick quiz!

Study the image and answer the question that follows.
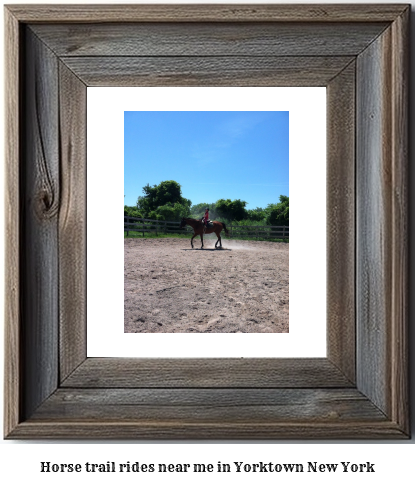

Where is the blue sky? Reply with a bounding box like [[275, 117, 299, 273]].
[[124, 111, 289, 210]]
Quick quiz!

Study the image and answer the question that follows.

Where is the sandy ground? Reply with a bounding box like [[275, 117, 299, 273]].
[[125, 237, 289, 333]]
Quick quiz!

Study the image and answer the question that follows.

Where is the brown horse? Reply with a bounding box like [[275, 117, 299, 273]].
[[180, 217, 229, 249]]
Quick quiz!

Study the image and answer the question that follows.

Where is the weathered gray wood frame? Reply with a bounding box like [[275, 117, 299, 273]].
[[4, 4, 409, 439]]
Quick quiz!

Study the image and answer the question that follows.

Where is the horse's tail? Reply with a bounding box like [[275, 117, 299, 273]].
[[222, 222, 230, 237]]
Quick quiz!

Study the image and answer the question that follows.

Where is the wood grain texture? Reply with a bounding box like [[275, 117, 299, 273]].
[[6, 4, 409, 23], [31, 22, 388, 57], [356, 13, 409, 429], [32, 388, 386, 423], [389, 8, 409, 432], [21, 28, 60, 420], [62, 358, 353, 389], [326, 62, 356, 383], [61, 56, 354, 87], [356, 27, 393, 418], [4, 6, 21, 438], [7, 421, 407, 441], [58, 62, 87, 381]]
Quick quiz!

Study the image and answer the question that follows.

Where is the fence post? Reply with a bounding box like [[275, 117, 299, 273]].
[[283, 226, 285, 238], [126, 217, 129, 237]]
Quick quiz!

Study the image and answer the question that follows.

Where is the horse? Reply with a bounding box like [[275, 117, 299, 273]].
[[180, 217, 229, 249]]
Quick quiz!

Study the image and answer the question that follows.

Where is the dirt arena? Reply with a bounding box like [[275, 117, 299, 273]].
[[125, 237, 289, 333]]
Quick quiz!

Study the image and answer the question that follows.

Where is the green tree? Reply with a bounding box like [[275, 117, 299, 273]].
[[124, 205, 142, 219], [246, 207, 266, 222], [136, 180, 191, 217], [156, 204, 176, 221], [147, 210, 162, 221], [266, 195, 289, 226], [156, 202, 191, 221], [172, 202, 191, 220], [215, 198, 248, 222]]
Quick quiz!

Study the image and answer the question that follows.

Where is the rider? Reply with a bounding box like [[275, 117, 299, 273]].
[[202, 207, 209, 231]]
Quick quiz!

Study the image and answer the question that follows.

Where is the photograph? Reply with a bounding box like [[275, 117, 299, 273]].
[[124, 111, 289, 333]]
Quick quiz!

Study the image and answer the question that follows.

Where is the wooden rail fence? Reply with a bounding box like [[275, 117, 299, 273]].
[[228, 223, 289, 240], [124, 216, 289, 240], [124, 216, 189, 237]]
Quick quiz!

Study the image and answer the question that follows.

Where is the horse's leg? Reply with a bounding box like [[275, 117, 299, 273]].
[[191, 233, 197, 249], [214, 231, 219, 248], [200, 231, 204, 249]]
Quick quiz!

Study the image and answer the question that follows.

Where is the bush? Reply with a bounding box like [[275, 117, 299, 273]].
[[124, 206, 142, 219], [265, 196, 289, 226], [215, 198, 248, 221]]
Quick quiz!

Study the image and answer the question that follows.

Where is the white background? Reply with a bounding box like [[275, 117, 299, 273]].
[[1, 0, 415, 486], [87, 86, 326, 358]]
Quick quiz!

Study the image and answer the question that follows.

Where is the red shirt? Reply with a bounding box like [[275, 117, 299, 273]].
[[204, 210, 209, 221]]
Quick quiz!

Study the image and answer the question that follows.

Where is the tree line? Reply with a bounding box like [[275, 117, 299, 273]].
[[124, 180, 289, 226]]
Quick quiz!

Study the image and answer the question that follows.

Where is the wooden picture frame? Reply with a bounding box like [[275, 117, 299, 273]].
[[4, 4, 409, 439]]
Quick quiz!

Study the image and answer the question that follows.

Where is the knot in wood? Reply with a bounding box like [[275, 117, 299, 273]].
[[36, 188, 59, 219]]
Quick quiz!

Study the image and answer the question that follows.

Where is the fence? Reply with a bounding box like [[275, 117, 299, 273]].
[[228, 223, 289, 240], [124, 216, 189, 237], [125, 216, 289, 240]]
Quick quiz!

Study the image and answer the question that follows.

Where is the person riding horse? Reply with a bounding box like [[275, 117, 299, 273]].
[[202, 207, 210, 232], [180, 216, 229, 249]]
